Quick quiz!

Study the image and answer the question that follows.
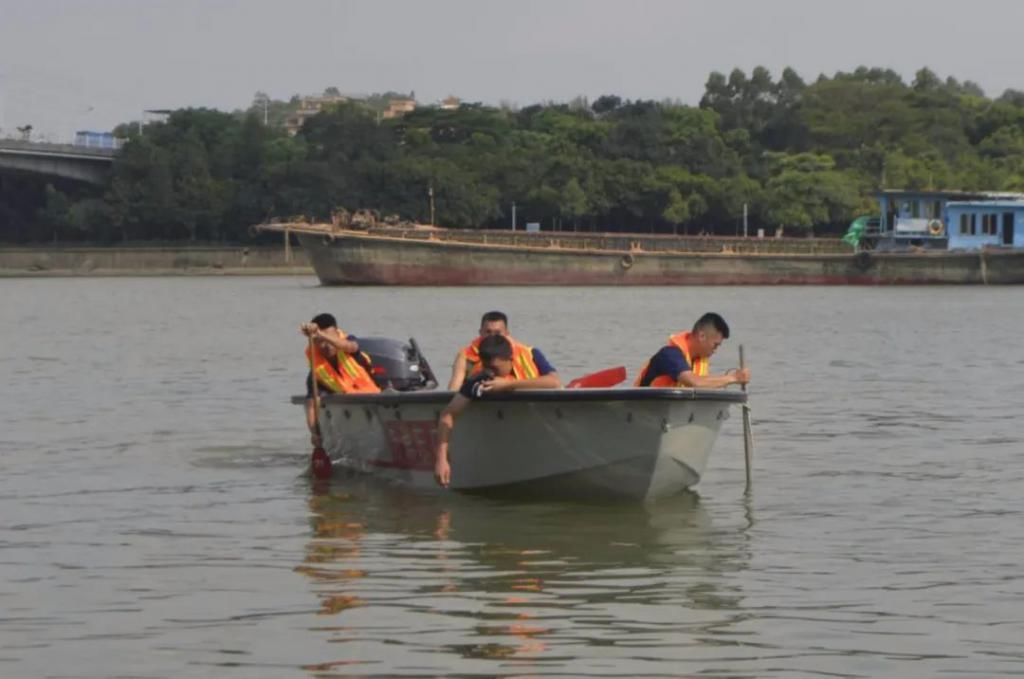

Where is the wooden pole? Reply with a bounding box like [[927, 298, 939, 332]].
[[308, 336, 321, 419], [739, 344, 753, 492], [308, 335, 332, 479]]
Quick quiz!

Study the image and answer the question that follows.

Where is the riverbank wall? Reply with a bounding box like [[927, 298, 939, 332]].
[[0, 244, 313, 277]]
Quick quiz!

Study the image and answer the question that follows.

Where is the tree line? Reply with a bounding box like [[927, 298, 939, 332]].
[[5, 66, 1024, 243]]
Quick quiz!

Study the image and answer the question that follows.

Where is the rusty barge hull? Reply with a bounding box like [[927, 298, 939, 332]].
[[291, 229, 1024, 286]]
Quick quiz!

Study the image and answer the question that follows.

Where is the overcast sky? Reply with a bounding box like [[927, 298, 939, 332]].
[[3, 0, 1024, 140]]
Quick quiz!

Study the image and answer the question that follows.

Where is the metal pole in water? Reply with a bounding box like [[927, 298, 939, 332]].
[[739, 344, 753, 491]]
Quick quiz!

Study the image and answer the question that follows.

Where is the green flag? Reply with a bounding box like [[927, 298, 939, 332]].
[[843, 216, 871, 248]]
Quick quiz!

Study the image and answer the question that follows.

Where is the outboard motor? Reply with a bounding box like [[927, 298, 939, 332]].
[[356, 337, 438, 391]]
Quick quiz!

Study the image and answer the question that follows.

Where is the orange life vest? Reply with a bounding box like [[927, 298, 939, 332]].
[[306, 330, 380, 394], [463, 336, 540, 380], [635, 331, 709, 387]]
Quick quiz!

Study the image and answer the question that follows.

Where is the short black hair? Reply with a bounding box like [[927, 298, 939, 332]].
[[480, 310, 508, 327], [693, 312, 729, 338], [478, 334, 513, 361], [311, 313, 337, 330]]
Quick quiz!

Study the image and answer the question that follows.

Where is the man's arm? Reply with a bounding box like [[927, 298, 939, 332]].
[[447, 349, 468, 391], [434, 394, 471, 487], [509, 348, 561, 389], [321, 329, 359, 354], [676, 368, 750, 389], [301, 323, 359, 353], [503, 373, 561, 390]]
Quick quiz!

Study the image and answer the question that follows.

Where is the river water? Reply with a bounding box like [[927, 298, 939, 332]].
[[2, 277, 1022, 678]]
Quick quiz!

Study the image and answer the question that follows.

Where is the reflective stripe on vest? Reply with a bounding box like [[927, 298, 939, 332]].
[[510, 342, 539, 380], [463, 337, 484, 372], [635, 331, 709, 387], [305, 330, 380, 394]]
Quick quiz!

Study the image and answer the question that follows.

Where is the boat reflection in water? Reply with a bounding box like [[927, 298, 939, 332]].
[[295, 477, 752, 674]]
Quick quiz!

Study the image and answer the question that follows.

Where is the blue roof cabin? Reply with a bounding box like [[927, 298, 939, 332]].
[[874, 190, 1024, 251], [946, 200, 1024, 250]]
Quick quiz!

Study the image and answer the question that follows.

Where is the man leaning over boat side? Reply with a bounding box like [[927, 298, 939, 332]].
[[635, 312, 750, 389], [300, 313, 380, 446], [447, 310, 552, 390], [434, 334, 560, 487]]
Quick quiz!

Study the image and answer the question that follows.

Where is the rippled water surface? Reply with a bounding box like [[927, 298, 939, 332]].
[[2, 277, 1023, 678]]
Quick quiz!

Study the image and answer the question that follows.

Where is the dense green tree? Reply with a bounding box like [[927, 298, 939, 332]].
[[763, 153, 862, 234], [10, 66, 1024, 244], [559, 177, 589, 228]]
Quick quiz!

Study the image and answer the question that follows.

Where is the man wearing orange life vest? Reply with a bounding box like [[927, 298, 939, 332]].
[[447, 310, 553, 390], [636, 312, 750, 389], [434, 334, 560, 487], [300, 313, 380, 446]]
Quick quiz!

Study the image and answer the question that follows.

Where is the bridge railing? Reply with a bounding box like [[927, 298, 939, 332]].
[[0, 138, 120, 159]]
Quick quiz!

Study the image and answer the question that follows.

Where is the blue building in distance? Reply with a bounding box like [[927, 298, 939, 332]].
[[74, 131, 123, 149], [946, 200, 1024, 249], [863, 190, 1024, 251]]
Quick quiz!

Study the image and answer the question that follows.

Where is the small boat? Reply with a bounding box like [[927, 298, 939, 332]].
[[299, 338, 746, 501]]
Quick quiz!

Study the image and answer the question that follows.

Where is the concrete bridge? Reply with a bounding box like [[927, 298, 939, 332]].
[[0, 139, 117, 185]]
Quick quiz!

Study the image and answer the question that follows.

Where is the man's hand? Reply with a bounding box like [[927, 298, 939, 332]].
[[434, 458, 451, 487], [300, 322, 321, 338], [732, 368, 751, 386], [434, 399, 465, 488], [479, 376, 515, 393]]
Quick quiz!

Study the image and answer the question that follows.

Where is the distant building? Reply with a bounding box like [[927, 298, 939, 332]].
[[382, 97, 417, 120], [440, 95, 461, 110], [74, 130, 124, 149], [284, 94, 349, 136]]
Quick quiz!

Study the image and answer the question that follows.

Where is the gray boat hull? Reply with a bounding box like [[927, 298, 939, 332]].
[[299, 389, 746, 501]]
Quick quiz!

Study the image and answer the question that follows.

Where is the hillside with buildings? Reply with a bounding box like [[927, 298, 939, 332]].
[[242, 89, 461, 136]]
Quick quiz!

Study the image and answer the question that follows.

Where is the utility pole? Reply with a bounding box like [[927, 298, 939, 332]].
[[511, 201, 516, 231], [262, 95, 269, 126], [742, 203, 748, 238], [428, 185, 435, 226]]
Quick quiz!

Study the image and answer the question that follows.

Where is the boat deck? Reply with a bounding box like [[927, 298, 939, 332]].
[[292, 388, 748, 406], [258, 222, 851, 256]]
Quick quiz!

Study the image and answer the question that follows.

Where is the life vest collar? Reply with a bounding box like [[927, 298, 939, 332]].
[[464, 335, 538, 381]]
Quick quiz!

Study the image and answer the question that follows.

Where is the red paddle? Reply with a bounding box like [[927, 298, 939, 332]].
[[566, 366, 627, 389], [308, 335, 333, 480]]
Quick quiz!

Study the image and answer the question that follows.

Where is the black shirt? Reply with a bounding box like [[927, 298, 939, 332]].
[[459, 371, 496, 400]]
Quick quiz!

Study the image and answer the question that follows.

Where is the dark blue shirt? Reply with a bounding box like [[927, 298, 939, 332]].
[[531, 348, 555, 376], [638, 345, 690, 387]]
